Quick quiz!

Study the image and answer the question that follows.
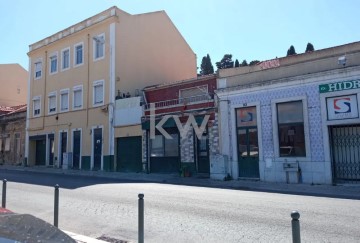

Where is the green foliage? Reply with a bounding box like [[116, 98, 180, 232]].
[[216, 54, 234, 70], [305, 42, 315, 52], [234, 59, 240, 67], [200, 54, 214, 75], [287, 45, 297, 56], [249, 60, 260, 66], [240, 59, 248, 66]]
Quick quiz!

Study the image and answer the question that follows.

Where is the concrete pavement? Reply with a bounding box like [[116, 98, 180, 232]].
[[1, 164, 360, 200], [0, 164, 359, 242]]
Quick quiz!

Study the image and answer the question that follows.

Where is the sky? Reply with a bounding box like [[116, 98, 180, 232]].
[[1, 0, 360, 72]]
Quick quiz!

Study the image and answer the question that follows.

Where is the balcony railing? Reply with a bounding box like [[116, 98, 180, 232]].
[[144, 93, 214, 110]]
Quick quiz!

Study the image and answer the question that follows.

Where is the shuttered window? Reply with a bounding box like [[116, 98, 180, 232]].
[[93, 81, 104, 105], [48, 94, 56, 113], [34, 62, 42, 79], [73, 88, 82, 108], [60, 91, 69, 111], [4, 137, 10, 151], [33, 97, 41, 116]]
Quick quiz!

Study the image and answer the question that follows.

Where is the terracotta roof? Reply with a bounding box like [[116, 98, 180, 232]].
[[0, 104, 27, 115]]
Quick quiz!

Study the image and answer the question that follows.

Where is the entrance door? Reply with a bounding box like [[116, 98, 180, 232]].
[[60, 132, 67, 167], [93, 128, 102, 170], [73, 130, 81, 169], [197, 131, 210, 173], [330, 125, 360, 183], [35, 139, 46, 165], [237, 127, 259, 178], [48, 135, 54, 166], [117, 136, 142, 172]]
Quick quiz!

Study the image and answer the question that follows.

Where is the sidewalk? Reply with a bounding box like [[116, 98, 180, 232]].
[[2, 164, 360, 200]]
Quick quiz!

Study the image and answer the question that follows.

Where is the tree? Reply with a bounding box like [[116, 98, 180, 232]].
[[199, 54, 214, 75], [216, 54, 234, 69], [287, 45, 297, 56], [240, 60, 248, 66], [234, 59, 240, 68], [249, 60, 260, 66], [305, 42, 315, 53]]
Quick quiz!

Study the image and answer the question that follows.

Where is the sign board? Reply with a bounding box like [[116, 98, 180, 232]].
[[326, 95, 359, 120], [319, 80, 360, 93]]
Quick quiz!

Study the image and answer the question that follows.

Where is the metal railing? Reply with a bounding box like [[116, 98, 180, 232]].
[[144, 94, 213, 110]]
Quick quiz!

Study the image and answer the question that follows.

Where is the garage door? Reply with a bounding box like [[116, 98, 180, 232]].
[[116, 136, 142, 172]]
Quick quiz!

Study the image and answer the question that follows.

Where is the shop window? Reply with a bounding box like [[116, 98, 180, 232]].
[[150, 131, 179, 157], [277, 101, 306, 157]]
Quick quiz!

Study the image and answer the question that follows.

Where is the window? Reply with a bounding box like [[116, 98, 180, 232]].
[[179, 85, 209, 103], [49, 53, 58, 74], [93, 34, 105, 60], [150, 130, 179, 157], [73, 85, 83, 109], [4, 137, 10, 152], [33, 96, 41, 116], [60, 89, 69, 112], [34, 61, 42, 79], [62, 48, 70, 70], [93, 80, 104, 106], [277, 101, 306, 157], [74, 43, 83, 66], [48, 92, 56, 114]]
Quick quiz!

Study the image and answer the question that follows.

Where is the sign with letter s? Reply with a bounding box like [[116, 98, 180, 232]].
[[327, 95, 359, 120]]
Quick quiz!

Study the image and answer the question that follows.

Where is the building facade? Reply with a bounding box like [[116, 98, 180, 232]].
[[26, 6, 197, 170], [0, 64, 28, 106], [0, 105, 27, 165], [141, 75, 220, 176], [216, 41, 360, 184]]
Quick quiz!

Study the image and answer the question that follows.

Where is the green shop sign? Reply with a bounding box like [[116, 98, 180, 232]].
[[319, 79, 360, 93]]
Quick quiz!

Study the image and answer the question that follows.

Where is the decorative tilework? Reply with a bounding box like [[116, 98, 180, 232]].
[[228, 83, 325, 162]]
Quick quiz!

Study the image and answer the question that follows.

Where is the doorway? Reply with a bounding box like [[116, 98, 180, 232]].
[[93, 128, 102, 170], [196, 130, 210, 173], [73, 130, 81, 169]]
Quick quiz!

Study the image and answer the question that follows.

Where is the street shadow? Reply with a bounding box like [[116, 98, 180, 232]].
[[0, 169, 146, 189]]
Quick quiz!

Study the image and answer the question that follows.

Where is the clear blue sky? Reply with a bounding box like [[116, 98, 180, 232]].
[[1, 0, 360, 72]]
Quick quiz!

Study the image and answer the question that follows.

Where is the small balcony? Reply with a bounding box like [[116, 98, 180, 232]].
[[144, 93, 214, 111]]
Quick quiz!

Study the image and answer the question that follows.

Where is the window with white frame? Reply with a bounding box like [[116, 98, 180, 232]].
[[276, 100, 306, 157], [34, 61, 42, 79], [93, 80, 104, 105], [48, 92, 57, 114], [49, 53, 58, 74], [62, 48, 70, 70], [60, 90, 69, 112], [74, 43, 83, 66], [4, 136, 10, 152], [33, 96, 41, 116], [73, 85, 83, 109], [93, 34, 105, 60]]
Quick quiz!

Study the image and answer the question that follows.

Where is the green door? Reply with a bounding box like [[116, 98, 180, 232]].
[[237, 127, 259, 178], [117, 136, 142, 172], [197, 130, 210, 173], [35, 139, 46, 165]]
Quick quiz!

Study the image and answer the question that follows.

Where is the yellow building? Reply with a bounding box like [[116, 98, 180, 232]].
[[26, 6, 196, 170], [0, 64, 28, 106]]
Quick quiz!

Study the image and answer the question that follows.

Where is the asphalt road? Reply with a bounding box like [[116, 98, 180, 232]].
[[1, 170, 359, 243]]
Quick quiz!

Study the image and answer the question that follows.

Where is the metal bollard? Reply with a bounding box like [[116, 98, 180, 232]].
[[54, 184, 59, 227], [291, 210, 301, 243], [138, 193, 144, 243], [2, 179, 7, 208]]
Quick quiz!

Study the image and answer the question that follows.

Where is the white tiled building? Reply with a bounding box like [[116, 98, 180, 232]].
[[216, 41, 360, 184]]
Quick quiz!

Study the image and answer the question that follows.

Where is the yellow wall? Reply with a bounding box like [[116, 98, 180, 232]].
[[27, 6, 197, 168]]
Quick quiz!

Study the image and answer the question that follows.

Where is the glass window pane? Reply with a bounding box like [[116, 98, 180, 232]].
[[236, 107, 257, 127], [277, 101, 303, 124], [164, 133, 179, 156], [150, 135, 164, 157], [278, 124, 306, 157]]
